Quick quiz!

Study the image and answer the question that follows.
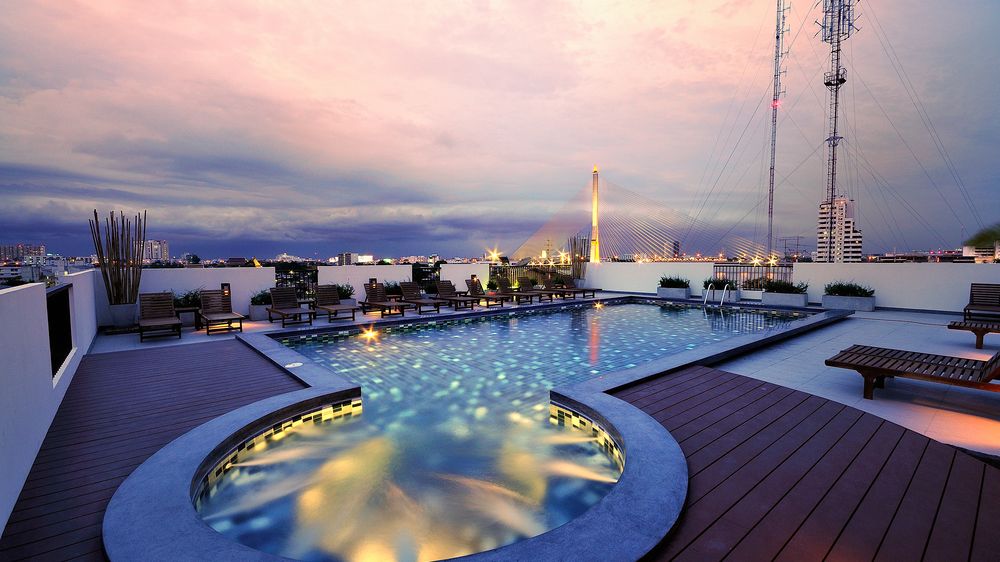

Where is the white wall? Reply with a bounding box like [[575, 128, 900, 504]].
[[794, 262, 1000, 311], [94, 267, 277, 326], [0, 271, 99, 529], [440, 264, 490, 289], [317, 265, 414, 300], [582, 262, 716, 295]]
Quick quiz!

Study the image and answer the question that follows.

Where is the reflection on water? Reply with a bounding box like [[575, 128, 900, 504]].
[[197, 304, 797, 561]]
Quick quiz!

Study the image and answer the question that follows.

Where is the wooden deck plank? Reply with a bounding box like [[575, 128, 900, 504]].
[[0, 339, 303, 561], [613, 366, 1000, 562]]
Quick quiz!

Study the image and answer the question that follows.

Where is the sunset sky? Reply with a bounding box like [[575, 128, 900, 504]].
[[1, 1, 997, 258]]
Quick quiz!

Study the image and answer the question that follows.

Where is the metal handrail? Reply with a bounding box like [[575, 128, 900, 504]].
[[702, 283, 715, 307], [719, 283, 732, 308]]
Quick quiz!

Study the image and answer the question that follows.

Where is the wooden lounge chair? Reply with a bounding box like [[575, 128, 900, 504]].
[[198, 289, 244, 335], [267, 287, 313, 327], [399, 281, 446, 314], [495, 277, 534, 304], [558, 276, 598, 298], [435, 280, 478, 310], [360, 282, 410, 317], [948, 320, 1000, 349], [825, 344, 1000, 399], [314, 285, 360, 322], [498, 277, 550, 303], [519, 277, 563, 300], [138, 292, 182, 342], [964, 283, 1000, 321], [542, 277, 575, 299], [465, 278, 507, 307]]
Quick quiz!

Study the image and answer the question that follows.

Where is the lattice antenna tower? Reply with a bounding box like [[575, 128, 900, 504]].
[[819, 0, 859, 262], [766, 0, 790, 258]]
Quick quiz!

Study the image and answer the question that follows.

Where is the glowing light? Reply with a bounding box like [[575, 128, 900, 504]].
[[487, 247, 501, 262], [594, 302, 604, 309], [767, 255, 779, 266], [750, 256, 763, 266], [361, 327, 378, 343], [283, 362, 303, 369]]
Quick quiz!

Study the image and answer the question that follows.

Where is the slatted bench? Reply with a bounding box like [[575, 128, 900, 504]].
[[948, 320, 1000, 349], [964, 283, 1000, 321], [825, 344, 1000, 399]]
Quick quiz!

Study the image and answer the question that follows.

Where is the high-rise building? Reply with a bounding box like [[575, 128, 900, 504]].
[[816, 197, 862, 262], [143, 240, 170, 261], [337, 252, 359, 266], [0, 243, 46, 261]]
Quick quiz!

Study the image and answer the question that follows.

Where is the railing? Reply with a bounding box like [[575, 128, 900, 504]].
[[711, 263, 793, 289], [702, 283, 715, 307], [46, 284, 73, 378], [489, 264, 573, 287]]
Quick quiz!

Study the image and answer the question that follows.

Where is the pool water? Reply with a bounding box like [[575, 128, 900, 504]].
[[196, 303, 798, 561]]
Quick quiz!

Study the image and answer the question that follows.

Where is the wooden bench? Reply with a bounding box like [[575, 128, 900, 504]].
[[138, 292, 182, 341], [825, 344, 1000, 399], [948, 320, 1000, 349], [199, 289, 244, 335], [964, 283, 1000, 321]]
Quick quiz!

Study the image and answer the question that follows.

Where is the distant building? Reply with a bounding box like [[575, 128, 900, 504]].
[[962, 242, 1000, 263], [0, 243, 46, 262], [337, 252, 359, 266], [816, 197, 863, 263], [143, 240, 170, 262], [225, 257, 248, 267]]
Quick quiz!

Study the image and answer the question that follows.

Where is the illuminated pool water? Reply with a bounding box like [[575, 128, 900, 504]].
[[196, 303, 799, 561]]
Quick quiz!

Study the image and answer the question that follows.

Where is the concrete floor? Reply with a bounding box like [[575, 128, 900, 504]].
[[718, 309, 1000, 456]]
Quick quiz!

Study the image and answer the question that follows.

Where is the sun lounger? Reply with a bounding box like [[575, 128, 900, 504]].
[[559, 276, 598, 298], [519, 277, 563, 300], [541, 277, 577, 299], [825, 344, 1000, 399], [948, 320, 1000, 349], [138, 292, 182, 341], [198, 289, 244, 335], [314, 285, 360, 322], [400, 281, 446, 314], [267, 287, 313, 327], [435, 280, 478, 310], [360, 282, 411, 317], [964, 283, 1000, 321], [465, 278, 507, 307], [497, 278, 548, 303]]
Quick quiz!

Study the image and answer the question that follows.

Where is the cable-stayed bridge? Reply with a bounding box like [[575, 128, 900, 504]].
[[512, 176, 767, 262]]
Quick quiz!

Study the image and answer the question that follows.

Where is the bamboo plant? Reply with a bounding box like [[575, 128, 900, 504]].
[[88, 210, 147, 305]]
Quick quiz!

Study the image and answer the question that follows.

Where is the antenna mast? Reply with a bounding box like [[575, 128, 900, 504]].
[[766, 0, 789, 259], [819, 0, 858, 262]]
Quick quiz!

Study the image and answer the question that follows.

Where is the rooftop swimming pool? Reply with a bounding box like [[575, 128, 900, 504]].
[[195, 302, 802, 561]]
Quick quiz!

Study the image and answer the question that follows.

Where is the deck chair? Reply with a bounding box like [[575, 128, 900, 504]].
[[435, 280, 478, 310], [496, 278, 544, 304], [267, 287, 313, 327], [518, 277, 562, 301], [198, 289, 244, 335], [825, 344, 1000, 399], [964, 283, 1000, 321], [558, 275, 598, 298], [314, 285, 360, 322], [541, 277, 575, 299], [399, 281, 446, 314], [466, 278, 507, 308], [138, 292, 182, 341], [360, 282, 410, 317], [948, 320, 1000, 349]]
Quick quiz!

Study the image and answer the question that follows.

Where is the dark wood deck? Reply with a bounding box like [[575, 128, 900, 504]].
[[615, 366, 1000, 561], [0, 340, 304, 561]]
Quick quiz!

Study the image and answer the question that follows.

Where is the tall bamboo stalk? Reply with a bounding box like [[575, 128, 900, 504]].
[[89, 210, 147, 305]]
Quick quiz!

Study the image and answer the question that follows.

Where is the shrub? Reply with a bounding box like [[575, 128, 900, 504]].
[[250, 289, 271, 305], [173, 289, 202, 308], [333, 283, 355, 299], [527, 277, 539, 287], [744, 278, 808, 294], [486, 278, 498, 290], [703, 277, 731, 289], [423, 281, 438, 294], [824, 281, 874, 297], [659, 276, 690, 288], [383, 281, 403, 296]]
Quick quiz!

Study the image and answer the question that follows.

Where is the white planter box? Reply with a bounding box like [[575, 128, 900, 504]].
[[741, 289, 763, 301], [656, 287, 690, 299], [249, 304, 269, 321], [703, 288, 740, 303], [822, 294, 875, 311], [762, 292, 808, 308]]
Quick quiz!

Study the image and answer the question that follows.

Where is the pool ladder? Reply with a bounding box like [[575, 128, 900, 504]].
[[702, 283, 733, 309]]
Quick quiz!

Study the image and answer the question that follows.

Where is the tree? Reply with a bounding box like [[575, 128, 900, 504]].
[[964, 223, 1000, 247]]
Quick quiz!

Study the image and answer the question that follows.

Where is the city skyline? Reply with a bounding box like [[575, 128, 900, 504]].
[[1, 1, 997, 258]]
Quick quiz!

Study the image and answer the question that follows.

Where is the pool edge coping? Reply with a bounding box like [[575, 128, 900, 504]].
[[102, 298, 851, 561]]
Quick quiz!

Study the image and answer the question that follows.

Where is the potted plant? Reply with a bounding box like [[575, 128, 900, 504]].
[[88, 209, 146, 328], [384, 281, 403, 297], [823, 281, 875, 311], [249, 289, 271, 320], [173, 289, 203, 325], [703, 277, 739, 303], [657, 276, 690, 299], [760, 279, 809, 308], [334, 283, 356, 304], [486, 278, 498, 294]]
